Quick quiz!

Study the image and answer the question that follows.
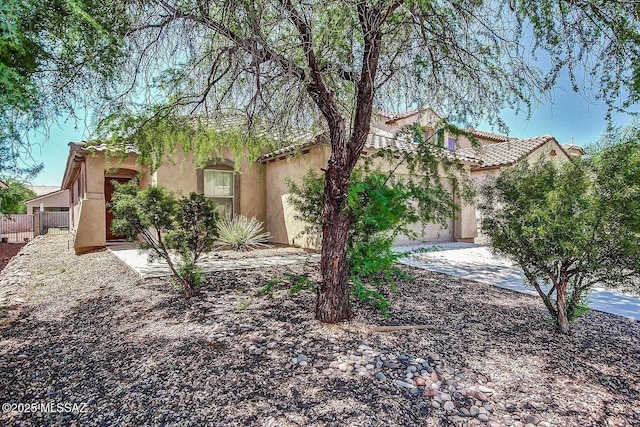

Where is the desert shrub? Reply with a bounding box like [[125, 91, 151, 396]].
[[216, 215, 271, 251], [478, 129, 640, 333], [110, 182, 219, 297]]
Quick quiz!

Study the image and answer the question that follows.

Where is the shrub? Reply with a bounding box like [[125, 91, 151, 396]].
[[216, 215, 271, 251], [110, 183, 219, 297], [478, 129, 640, 334], [287, 167, 415, 315]]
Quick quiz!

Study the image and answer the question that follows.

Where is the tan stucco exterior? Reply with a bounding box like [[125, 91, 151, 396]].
[[153, 150, 267, 223], [62, 144, 268, 254], [265, 145, 328, 247], [262, 143, 477, 248], [25, 190, 69, 214], [61, 111, 575, 254], [63, 148, 150, 253]]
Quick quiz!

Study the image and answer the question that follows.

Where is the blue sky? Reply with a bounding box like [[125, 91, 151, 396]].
[[26, 84, 635, 186]]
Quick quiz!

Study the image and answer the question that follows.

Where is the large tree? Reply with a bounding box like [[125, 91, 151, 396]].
[[0, 0, 128, 176], [6, 0, 640, 322]]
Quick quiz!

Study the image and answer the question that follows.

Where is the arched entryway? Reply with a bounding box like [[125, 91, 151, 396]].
[[105, 169, 138, 241]]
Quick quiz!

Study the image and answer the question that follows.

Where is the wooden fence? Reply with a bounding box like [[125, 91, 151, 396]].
[[1, 211, 70, 242]]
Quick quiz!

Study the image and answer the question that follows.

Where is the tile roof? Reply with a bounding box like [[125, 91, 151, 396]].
[[456, 135, 556, 169], [469, 129, 515, 142], [258, 129, 481, 164], [69, 141, 140, 155], [199, 115, 316, 145]]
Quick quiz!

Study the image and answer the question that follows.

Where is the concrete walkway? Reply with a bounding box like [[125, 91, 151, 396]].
[[395, 242, 640, 321], [108, 244, 319, 278]]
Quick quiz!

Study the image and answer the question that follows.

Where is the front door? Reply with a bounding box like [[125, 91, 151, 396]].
[[105, 177, 132, 240]]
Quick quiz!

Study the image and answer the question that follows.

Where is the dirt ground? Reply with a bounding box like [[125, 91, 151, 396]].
[[0, 242, 26, 272], [0, 235, 638, 427]]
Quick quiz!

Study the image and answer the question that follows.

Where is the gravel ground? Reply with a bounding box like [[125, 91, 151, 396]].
[[0, 235, 638, 427]]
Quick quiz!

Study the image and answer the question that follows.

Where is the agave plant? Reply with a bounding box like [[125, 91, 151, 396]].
[[216, 215, 272, 251]]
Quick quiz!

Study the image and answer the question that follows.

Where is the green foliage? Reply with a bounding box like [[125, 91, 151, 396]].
[[167, 192, 220, 265], [515, 0, 640, 110], [288, 165, 432, 315], [286, 273, 317, 295], [91, 0, 640, 145], [1, 0, 129, 175], [254, 279, 281, 298], [479, 126, 640, 333], [285, 170, 324, 236], [109, 182, 220, 297], [216, 215, 271, 251], [0, 177, 35, 214]]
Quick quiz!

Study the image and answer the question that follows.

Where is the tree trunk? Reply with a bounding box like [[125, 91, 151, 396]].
[[556, 282, 570, 334], [316, 160, 353, 323], [307, 6, 384, 323]]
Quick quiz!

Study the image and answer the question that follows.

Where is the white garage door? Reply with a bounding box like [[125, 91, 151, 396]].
[[393, 177, 454, 245]]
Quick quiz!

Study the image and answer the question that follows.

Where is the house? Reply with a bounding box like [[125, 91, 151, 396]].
[[453, 129, 577, 241], [61, 142, 264, 253], [0, 179, 7, 190], [60, 110, 578, 254], [456, 131, 573, 180], [24, 188, 70, 214]]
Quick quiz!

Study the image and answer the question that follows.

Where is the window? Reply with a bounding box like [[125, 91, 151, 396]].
[[437, 129, 445, 147], [204, 170, 234, 218], [447, 137, 455, 151]]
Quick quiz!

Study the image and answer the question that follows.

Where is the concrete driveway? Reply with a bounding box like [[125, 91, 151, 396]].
[[396, 242, 640, 321]]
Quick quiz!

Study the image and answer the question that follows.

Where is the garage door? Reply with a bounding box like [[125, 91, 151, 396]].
[[393, 177, 454, 245]]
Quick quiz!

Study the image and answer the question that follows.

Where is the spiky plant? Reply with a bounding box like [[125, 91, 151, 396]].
[[216, 215, 272, 251]]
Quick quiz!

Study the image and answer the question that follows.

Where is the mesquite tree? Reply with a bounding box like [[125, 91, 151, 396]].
[[478, 127, 640, 334], [7, 0, 640, 322]]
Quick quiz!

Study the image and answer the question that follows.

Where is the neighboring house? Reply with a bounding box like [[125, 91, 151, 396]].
[[29, 185, 61, 197], [24, 189, 70, 214], [0, 179, 7, 190], [561, 143, 585, 159]]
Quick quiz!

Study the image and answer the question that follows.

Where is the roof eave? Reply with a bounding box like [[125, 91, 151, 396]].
[[23, 189, 68, 204]]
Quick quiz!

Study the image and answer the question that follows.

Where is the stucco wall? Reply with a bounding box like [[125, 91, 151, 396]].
[[154, 150, 267, 223], [69, 153, 148, 253], [25, 190, 69, 214], [266, 145, 477, 247], [153, 151, 199, 195], [265, 146, 328, 247]]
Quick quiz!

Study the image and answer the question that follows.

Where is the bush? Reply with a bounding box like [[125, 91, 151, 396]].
[[216, 215, 271, 251], [287, 167, 414, 315], [478, 130, 640, 334], [110, 182, 219, 297]]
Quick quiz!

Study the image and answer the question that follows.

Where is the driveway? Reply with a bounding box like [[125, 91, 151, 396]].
[[396, 242, 640, 321]]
